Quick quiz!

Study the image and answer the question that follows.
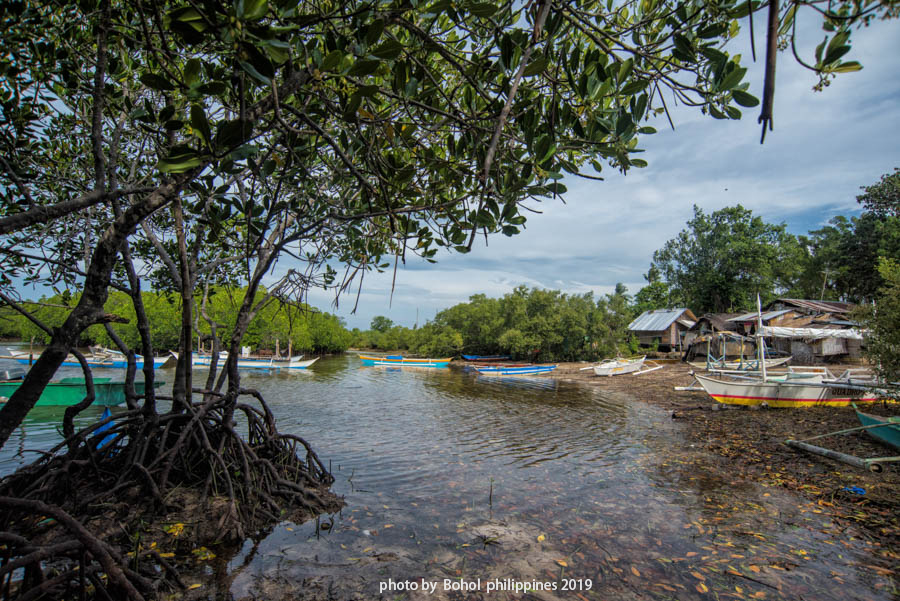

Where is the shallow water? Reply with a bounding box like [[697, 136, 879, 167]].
[[1, 354, 894, 600]]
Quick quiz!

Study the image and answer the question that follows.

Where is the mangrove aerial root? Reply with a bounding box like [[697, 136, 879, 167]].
[[0, 389, 342, 601]]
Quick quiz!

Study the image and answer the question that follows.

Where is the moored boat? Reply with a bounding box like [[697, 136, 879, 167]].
[[169, 351, 318, 370], [462, 354, 511, 362], [359, 355, 452, 368], [271, 355, 318, 369], [694, 371, 883, 408], [170, 351, 283, 370], [474, 364, 557, 376], [853, 405, 900, 450], [3, 346, 170, 369], [460, 362, 530, 372], [88, 346, 172, 369], [592, 356, 645, 376], [0, 376, 165, 407]]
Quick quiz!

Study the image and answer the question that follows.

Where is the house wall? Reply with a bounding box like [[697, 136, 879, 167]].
[[790, 340, 817, 365], [815, 337, 847, 356]]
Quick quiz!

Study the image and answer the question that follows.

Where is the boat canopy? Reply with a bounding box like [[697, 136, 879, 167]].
[[760, 326, 865, 340]]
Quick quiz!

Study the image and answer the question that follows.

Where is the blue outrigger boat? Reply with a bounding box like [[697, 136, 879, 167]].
[[474, 365, 557, 376], [359, 355, 452, 368]]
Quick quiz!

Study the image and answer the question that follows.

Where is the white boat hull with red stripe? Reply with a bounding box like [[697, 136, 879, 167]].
[[695, 373, 882, 407]]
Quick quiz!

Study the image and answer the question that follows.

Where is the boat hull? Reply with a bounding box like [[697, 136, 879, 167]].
[[475, 365, 557, 376], [855, 408, 900, 450], [359, 355, 451, 368], [695, 374, 882, 407], [275, 357, 318, 369], [593, 356, 645, 376], [4, 347, 169, 369], [0, 378, 164, 407]]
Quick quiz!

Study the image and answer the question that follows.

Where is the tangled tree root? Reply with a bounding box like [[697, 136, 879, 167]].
[[0, 388, 343, 601]]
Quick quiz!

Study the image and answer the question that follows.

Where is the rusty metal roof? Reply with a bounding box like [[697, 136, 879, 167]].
[[766, 298, 853, 314], [727, 309, 791, 323], [628, 308, 695, 332], [690, 313, 742, 332]]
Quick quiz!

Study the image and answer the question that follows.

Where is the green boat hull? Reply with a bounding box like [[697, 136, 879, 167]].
[[0, 378, 164, 407], [855, 408, 900, 451]]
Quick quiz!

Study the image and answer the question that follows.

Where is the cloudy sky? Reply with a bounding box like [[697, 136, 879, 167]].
[[305, 15, 900, 331]]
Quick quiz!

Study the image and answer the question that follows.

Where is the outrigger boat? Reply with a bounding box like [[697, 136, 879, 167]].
[[460, 361, 530, 372], [694, 368, 883, 407], [579, 356, 662, 376], [170, 351, 318, 370], [88, 346, 172, 369], [462, 354, 511, 362], [474, 364, 557, 376], [3, 346, 170, 370], [693, 296, 886, 408], [592, 356, 646, 376], [359, 355, 452, 368]]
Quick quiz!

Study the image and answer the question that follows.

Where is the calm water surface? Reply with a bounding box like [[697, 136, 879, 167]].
[[1, 355, 893, 600]]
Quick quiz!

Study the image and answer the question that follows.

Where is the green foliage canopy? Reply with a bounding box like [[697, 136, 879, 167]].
[[0, 289, 351, 354], [354, 285, 634, 361], [649, 204, 801, 313], [857, 258, 900, 392]]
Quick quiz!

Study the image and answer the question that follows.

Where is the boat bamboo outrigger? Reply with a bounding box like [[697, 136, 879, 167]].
[[785, 404, 900, 472]]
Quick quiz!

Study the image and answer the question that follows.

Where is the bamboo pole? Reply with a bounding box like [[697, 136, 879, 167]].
[[784, 440, 899, 472]]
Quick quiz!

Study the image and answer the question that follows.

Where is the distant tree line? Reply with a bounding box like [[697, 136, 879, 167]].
[[352, 285, 637, 362], [0, 287, 352, 355]]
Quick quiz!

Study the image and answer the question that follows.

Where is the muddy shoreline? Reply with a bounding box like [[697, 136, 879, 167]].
[[548, 359, 899, 559]]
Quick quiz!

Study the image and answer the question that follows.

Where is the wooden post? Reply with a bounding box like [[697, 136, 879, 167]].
[[275, 337, 280, 358]]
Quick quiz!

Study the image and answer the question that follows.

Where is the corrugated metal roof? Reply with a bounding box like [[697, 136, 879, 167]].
[[628, 308, 691, 332], [727, 309, 791, 323]]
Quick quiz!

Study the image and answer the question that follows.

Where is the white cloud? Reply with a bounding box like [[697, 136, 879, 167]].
[[291, 17, 900, 330]]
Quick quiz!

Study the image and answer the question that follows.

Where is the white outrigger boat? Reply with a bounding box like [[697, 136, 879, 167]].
[[592, 356, 646, 376], [170, 351, 318, 370], [580, 355, 662, 376], [694, 367, 881, 407], [693, 296, 884, 408]]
